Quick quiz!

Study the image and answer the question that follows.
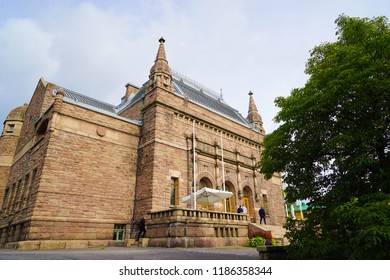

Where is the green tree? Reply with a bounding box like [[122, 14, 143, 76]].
[[260, 15, 390, 259]]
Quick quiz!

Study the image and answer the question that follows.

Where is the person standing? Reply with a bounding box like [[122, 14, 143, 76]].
[[259, 207, 266, 224], [242, 204, 248, 214], [136, 217, 146, 241], [237, 205, 243, 213]]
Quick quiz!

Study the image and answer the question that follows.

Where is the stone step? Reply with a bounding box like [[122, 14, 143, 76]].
[[126, 238, 149, 247], [249, 223, 289, 245]]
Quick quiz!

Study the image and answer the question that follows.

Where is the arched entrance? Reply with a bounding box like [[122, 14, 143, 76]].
[[243, 186, 254, 221], [198, 177, 213, 210]]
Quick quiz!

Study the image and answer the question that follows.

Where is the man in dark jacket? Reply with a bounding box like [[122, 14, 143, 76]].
[[136, 217, 146, 241], [259, 207, 266, 224]]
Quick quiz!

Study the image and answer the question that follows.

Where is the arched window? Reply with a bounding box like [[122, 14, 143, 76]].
[[199, 177, 212, 189]]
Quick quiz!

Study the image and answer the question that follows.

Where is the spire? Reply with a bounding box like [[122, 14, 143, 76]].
[[149, 37, 172, 80], [246, 91, 263, 130]]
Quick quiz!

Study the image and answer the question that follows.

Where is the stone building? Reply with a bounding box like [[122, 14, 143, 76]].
[[0, 38, 285, 249]]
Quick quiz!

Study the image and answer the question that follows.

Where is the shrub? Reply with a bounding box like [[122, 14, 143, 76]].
[[248, 236, 266, 247], [249, 230, 277, 246]]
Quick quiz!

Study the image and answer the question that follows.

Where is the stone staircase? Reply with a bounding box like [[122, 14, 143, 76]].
[[249, 223, 289, 245], [126, 238, 149, 248]]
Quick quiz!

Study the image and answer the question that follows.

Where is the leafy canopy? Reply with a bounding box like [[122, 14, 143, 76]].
[[260, 15, 390, 259]]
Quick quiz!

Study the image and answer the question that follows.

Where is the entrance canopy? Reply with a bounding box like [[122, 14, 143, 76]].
[[182, 187, 233, 206]]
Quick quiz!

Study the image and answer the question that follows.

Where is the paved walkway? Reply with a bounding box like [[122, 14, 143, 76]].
[[0, 246, 259, 260]]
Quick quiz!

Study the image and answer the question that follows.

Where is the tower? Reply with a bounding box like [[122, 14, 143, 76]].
[[134, 37, 178, 217], [0, 104, 28, 209], [246, 91, 264, 132]]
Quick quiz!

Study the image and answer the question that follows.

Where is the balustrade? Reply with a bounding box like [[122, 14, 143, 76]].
[[150, 208, 248, 222]]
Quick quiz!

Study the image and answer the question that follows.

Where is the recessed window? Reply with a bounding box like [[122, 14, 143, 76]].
[[25, 168, 37, 207], [6, 124, 15, 133], [20, 174, 29, 210], [36, 119, 49, 135], [170, 178, 179, 206], [262, 194, 269, 215], [113, 224, 125, 241]]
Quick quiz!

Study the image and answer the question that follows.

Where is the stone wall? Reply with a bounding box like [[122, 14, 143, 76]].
[[0, 137, 18, 209], [146, 208, 249, 247], [15, 79, 55, 155], [0, 85, 141, 244]]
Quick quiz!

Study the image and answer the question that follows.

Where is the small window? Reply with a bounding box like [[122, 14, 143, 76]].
[[25, 168, 37, 207], [113, 224, 125, 241], [1, 188, 9, 212], [6, 124, 15, 133], [36, 119, 49, 135], [170, 178, 179, 206], [262, 194, 269, 215], [13, 180, 22, 211], [20, 174, 29, 210]]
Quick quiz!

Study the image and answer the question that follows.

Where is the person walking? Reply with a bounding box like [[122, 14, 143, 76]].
[[136, 217, 146, 241], [259, 207, 266, 224]]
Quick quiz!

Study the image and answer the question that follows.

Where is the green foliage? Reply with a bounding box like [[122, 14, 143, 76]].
[[248, 236, 266, 247], [260, 15, 390, 259], [331, 193, 390, 259], [249, 230, 276, 246], [285, 194, 390, 259]]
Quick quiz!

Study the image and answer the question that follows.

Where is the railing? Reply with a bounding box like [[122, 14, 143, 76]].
[[172, 70, 222, 100], [150, 208, 248, 222], [147, 208, 249, 242], [214, 227, 239, 238]]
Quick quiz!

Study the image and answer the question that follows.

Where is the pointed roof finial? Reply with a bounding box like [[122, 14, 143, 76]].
[[150, 36, 171, 78], [247, 90, 263, 125]]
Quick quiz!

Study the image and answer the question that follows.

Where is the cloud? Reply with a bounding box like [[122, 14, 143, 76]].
[[0, 18, 59, 118], [1, 0, 389, 133]]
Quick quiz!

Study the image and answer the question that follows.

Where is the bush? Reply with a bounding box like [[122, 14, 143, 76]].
[[248, 236, 266, 247], [249, 230, 277, 246]]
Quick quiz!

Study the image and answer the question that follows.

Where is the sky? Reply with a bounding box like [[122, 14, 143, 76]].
[[0, 0, 389, 133]]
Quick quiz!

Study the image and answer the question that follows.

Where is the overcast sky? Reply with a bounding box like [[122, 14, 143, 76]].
[[1, 0, 389, 133]]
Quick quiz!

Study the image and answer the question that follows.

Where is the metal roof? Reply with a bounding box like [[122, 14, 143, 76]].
[[172, 76, 250, 127], [56, 72, 251, 128], [61, 87, 116, 113]]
